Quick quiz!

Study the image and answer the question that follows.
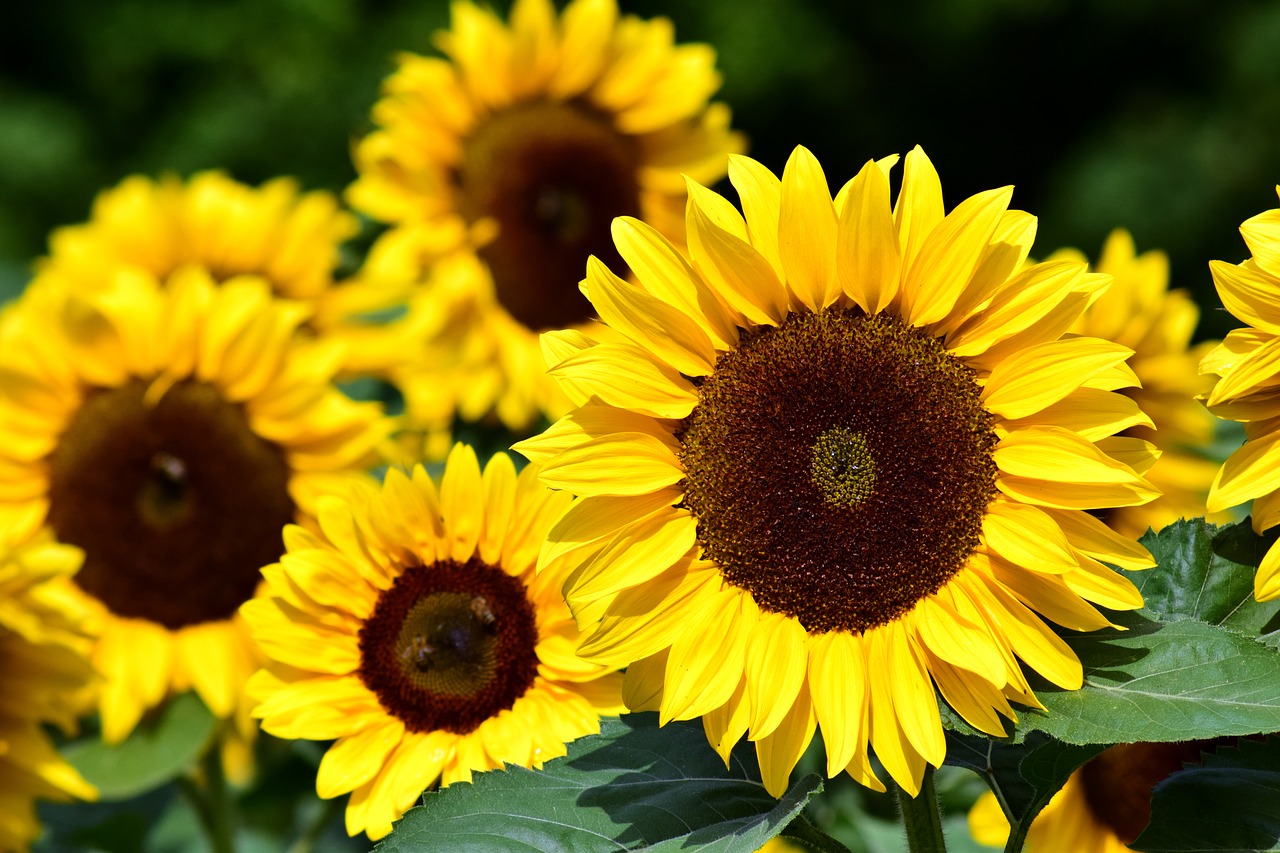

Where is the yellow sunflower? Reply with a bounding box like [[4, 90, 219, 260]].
[[242, 446, 625, 840], [35, 171, 405, 372], [348, 0, 745, 441], [0, 533, 97, 851], [514, 146, 1158, 797], [0, 266, 390, 747], [1203, 187, 1280, 600], [1053, 229, 1222, 538], [968, 741, 1209, 852]]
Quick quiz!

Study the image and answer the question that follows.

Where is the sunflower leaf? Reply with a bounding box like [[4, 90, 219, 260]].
[[61, 692, 217, 801], [1018, 614, 1280, 745], [945, 730, 1105, 851], [1127, 517, 1280, 635], [1131, 735, 1280, 852], [375, 713, 835, 853]]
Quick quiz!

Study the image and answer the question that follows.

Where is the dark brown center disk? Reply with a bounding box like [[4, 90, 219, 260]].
[[679, 309, 999, 635], [455, 100, 641, 331], [46, 380, 296, 629], [357, 557, 540, 735], [1079, 741, 1210, 843]]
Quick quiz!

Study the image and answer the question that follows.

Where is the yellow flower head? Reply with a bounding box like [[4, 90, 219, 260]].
[[0, 268, 391, 744], [515, 146, 1158, 797], [0, 534, 97, 852], [1057, 229, 1222, 539], [37, 171, 405, 371], [349, 0, 745, 440], [242, 447, 625, 840], [968, 741, 1209, 852], [1202, 186, 1280, 600]]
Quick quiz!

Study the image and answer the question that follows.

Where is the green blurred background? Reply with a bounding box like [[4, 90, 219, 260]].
[[3, 0, 1279, 339]]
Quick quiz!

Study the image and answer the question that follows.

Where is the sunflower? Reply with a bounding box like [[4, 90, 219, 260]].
[[35, 171, 406, 372], [0, 267, 390, 747], [1053, 229, 1222, 538], [242, 446, 625, 840], [348, 0, 745, 441], [1203, 187, 1280, 601], [968, 741, 1210, 852], [514, 147, 1158, 797], [0, 533, 97, 851]]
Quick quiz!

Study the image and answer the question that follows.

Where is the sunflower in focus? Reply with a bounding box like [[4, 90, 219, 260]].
[[1053, 229, 1222, 538], [1202, 187, 1280, 600], [0, 268, 390, 748], [348, 0, 745, 444], [243, 446, 625, 840], [0, 534, 97, 851], [968, 741, 1209, 852], [515, 146, 1158, 796], [36, 171, 405, 372]]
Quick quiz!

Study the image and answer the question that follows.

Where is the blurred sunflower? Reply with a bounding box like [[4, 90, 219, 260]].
[[348, 0, 745, 447], [36, 171, 406, 373], [242, 446, 625, 840], [1202, 187, 1280, 600], [0, 268, 390, 749], [1053, 230, 1222, 538], [968, 741, 1209, 852], [515, 146, 1157, 796], [0, 534, 97, 851]]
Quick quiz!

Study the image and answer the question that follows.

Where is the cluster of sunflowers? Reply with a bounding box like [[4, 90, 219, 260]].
[[4, 1, 1280, 851]]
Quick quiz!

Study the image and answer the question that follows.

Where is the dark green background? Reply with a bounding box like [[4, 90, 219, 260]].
[[3, 0, 1279, 339]]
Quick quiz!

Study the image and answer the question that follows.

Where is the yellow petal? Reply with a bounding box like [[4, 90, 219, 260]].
[[702, 676, 750, 767], [316, 718, 405, 798], [754, 683, 816, 799], [563, 505, 697, 605], [900, 186, 1012, 328], [661, 589, 753, 723], [538, 432, 684, 497], [982, 338, 1134, 420], [744, 611, 809, 741], [548, 341, 699, 418], [982, 500, 1078, 574], [893, 147, 945, 286], [836, 158, 901, 316], [1042, 508, 1155, 570], [1208, 431, 1280, 512], [728, 154, 785, 282], [778, 146, 839, 311], [806, 631, 867, 776], [685, 177, 787, 324], [1210, 259, 1280, 335]]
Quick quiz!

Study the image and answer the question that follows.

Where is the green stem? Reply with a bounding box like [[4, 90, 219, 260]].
[[896, 765, 947, 853], [288, 796, 346, 853], [200, 744, 237, 853]]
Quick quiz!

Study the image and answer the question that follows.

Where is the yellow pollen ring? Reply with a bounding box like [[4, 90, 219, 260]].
[[810, 427, 877, 508]]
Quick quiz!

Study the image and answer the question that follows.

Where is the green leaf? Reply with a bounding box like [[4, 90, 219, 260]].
[[62, 692, 217, 801], [376, 713, 833, 852], [1133, 736, 1280, 852], [1129, 518, 1280, 637], [945, 731, 1105, 852], [1020, 614, 1280, 744]]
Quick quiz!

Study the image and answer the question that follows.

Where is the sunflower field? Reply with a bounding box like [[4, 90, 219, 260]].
[[3, 1, 1280, 851]]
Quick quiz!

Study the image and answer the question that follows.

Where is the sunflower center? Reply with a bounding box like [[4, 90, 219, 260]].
[[357, 557, 539, 735], [46, 379, 295, 629], [679, 309, 999, 635], [811, 427, 877, 508], [1079, 741, 1208, 843], [455, 99, 641, 331]]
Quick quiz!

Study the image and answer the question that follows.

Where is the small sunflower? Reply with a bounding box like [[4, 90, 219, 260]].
[[242, 446, 625, 840], [968, 741, 1210, 852], [0, 267, 390, 745], [36, 171, 404, 371], [0, 534, 97, 851], [1203, 187, 1280, 600], [348, 0, 745, 439], [515, 147, 1158, 796], [1055, 229, 1222, 538]]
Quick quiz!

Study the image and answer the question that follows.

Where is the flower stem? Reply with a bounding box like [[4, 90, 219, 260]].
[[896, 765, 947, 853], [180, 744, 236, 853]]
